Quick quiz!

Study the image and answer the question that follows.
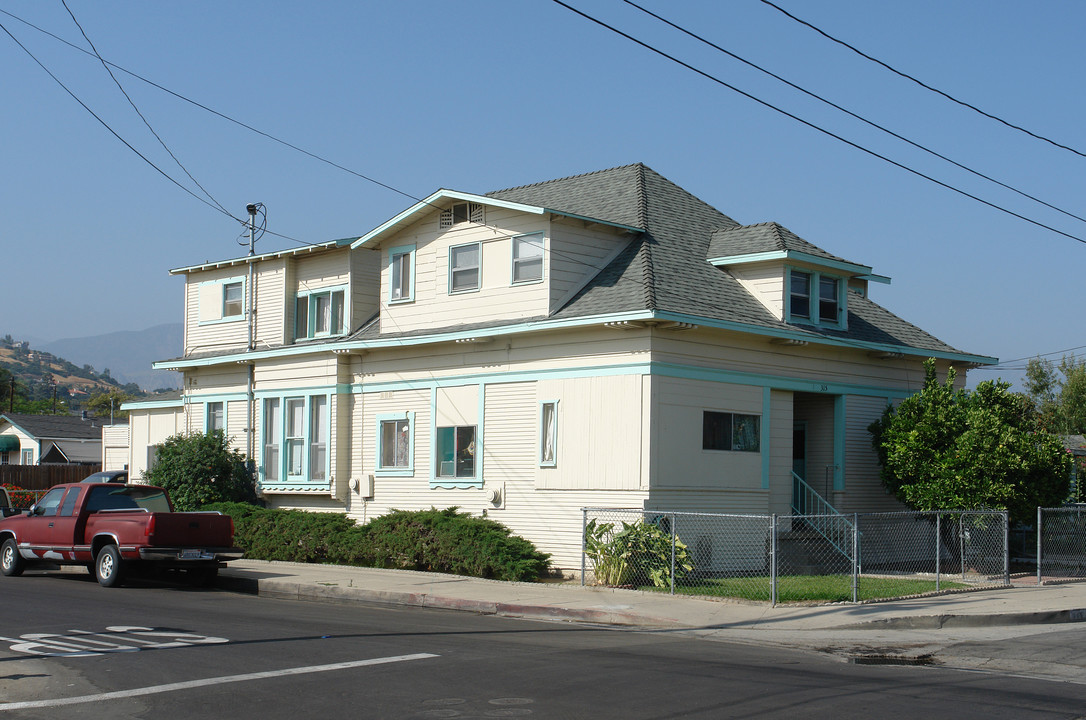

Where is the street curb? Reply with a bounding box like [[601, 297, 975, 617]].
[[837, 607, 1086, 630], [217, 575, 675, 628]]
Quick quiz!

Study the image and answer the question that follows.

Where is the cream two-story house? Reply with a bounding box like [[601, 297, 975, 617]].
[[125, 164, 994, 568]]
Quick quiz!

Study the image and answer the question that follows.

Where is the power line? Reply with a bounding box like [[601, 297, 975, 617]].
[[622, 0, 1086, 227], [758, 0, 1086, 160], [60, 0, 231, 217], [548, 0, 1086, 246]]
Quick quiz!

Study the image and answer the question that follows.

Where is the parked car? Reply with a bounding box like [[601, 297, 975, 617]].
[[80, 470, 128, 484], [0, 482, 241, 587]]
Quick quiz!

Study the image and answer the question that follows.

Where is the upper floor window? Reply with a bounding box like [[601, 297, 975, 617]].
[[222, 282, 244, 318], [440, 202, 484, 229], [197, 276, 246, 325], [512, 233, 544, 284], [788, 268, 844, 328], [295, 289, 345, 339], [389, 245, 415, 303], [450, 243, 481, 293]]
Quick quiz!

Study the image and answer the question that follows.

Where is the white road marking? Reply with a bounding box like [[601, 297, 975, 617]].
[[0, 653, 439, 711]]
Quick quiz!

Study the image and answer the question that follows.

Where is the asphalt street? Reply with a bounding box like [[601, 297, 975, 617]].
[[1, 571, 1084, 719]]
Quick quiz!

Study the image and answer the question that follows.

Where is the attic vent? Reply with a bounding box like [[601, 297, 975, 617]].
[[440, 202, 484, 229]]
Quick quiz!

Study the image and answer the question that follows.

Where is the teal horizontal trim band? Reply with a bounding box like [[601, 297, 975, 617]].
[[253, 385, 338, 399], [185, 392, 250, 404], [707, 250, 872, 276]]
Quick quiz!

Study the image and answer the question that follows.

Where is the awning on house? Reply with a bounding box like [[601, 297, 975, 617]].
[[0, 435, 19, 452]]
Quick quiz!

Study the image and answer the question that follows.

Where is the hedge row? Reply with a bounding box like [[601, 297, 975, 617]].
[[204, 503, 551, 582]]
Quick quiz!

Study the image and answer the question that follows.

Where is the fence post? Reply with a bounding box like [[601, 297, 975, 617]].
[[581, 508, 587, 587], [959, 513, 966, 581], [670, 513, 676, 596], [1003, 510, 1009, 586], [851, 513, 859, 603], [1036, 506, 1042, 586], [935, 513, 941, 592], [771, 514, 778, 607]]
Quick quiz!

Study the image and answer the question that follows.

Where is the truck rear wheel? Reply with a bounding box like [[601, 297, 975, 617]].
[[1, 538, 25, 577], [95, 545, 125, 588]]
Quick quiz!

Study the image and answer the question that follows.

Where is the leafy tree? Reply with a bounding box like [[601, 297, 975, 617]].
[[142, 431, 257, 511], [84, 390, 132, 420], [870, 358, 1071, 523], [1025, 356, 1086, 434]]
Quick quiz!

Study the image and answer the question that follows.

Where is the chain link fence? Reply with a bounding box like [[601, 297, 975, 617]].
[[582, 508, 1008, 605], [1038, 506, 1086, 582]]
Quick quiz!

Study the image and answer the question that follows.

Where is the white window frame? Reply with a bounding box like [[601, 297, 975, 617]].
[[295, 286, 347, 339], [512, 232, 544, 285], [376, 411, 414, 476], [388, 245, 416, 303], [261, 394, 330, 485], [539, 400, 558, 467], [787, 267, 845, 329], [205, 401, 225, 433], [222, 281, 244, 318], [449, 242, 481, 294]]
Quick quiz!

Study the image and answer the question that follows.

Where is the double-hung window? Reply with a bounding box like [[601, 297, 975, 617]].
[[436, 425, 476, 478], [263, 398, 280, 482], [377, 412, 413, 475], [702, 411, 760, 452], [295, 288, 345, 339], [450, 243, 480, 293], [389, 246, 414, 302], [789, 268, 844, 328], [206, 402, 224, 432], [197, 276, 246, 324], [285, 398, 306, 478], [222, 282, 244, 318], [262, 394, 329, 485], [512, 233, 544, 284], [309, 396, 327, 480]]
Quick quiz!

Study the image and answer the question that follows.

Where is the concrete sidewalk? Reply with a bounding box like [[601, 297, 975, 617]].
[[218, 560, 1086, 633]]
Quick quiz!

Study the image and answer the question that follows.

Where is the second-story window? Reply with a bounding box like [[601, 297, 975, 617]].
[[512, 233, 544, 284], [788, 268, 844, 328], [450, 243, 481, 293], [222, 282, 244, 318], [819, 276, 840, 323], [389, 245, 415, 303], [295, 289, 345, 339], [790, 271, 811, 319]]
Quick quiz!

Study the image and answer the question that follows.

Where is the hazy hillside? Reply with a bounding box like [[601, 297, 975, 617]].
[[41, 324, 183, 391]]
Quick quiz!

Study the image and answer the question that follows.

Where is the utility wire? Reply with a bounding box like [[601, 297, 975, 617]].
[[60, 0, 231, 217], [549, 0, 1086, 246], [759, 0, 1086, 160], [623, 0, 1086, 227]]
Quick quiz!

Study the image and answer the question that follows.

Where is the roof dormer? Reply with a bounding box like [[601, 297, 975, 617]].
[[706, 222, 888, 330]]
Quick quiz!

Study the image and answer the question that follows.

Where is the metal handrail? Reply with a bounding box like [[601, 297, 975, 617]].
[[792, 472, 853, 560]]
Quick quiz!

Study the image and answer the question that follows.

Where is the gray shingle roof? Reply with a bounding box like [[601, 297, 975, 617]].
[[0, 413, 105, 440], [707, 222, 859, 268]]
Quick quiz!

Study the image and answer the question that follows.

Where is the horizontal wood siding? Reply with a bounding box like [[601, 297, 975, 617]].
[[730, 263, 784, 319], [835, 394, 905, 513], [350, 248, 381, 332], [254, 259, 287, 348], [294, 249, 350, 290], [547, 219, 631, 312]]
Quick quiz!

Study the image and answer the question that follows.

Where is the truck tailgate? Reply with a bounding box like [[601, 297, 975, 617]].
[[148, 512, 234, 547]]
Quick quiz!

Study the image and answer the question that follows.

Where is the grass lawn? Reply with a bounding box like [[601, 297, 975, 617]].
[[644, 575, 969, 603]]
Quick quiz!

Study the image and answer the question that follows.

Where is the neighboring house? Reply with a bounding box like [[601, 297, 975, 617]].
[[101, 422, 131, 471], [0, 413, 104, 466], [1059, 435, 1086, 501], [125, 164, 994, 568]]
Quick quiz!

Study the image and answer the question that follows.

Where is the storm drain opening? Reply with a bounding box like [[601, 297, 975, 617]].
[[849, 654, 934, 666]]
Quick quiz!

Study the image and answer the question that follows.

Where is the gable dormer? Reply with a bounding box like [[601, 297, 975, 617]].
[[706, 222, 888, 331]]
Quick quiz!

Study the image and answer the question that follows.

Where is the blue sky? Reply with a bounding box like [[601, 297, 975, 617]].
[[2, 1, 1083, 389]]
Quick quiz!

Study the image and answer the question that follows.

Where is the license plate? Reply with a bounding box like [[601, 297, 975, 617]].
[[180, 549, 205, 560]]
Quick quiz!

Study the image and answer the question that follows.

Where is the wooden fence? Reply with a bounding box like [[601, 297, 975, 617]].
[[0, 464, 101, 490]]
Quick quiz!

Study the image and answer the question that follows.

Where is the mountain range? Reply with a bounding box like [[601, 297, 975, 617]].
[[39, 324, 183, 391]]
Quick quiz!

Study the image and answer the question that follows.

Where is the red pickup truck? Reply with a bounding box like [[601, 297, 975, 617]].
[[0, 482, 242, 587]]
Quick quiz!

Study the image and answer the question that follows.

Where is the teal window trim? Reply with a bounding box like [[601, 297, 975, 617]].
[[511, 232, 545, 285], [833, 395, 846, 491], [295, 285, 348, 340], [761, 387, 771, 489], [376, 411, 414, 477], [429, 385, 484, 488], [257, 393, 330, 489], [388, 244, 416, 304], [449, 241, 482, 294], [539, 399, 558, 467], [197, 275, 247, 326], [786, 267, 846, 330]]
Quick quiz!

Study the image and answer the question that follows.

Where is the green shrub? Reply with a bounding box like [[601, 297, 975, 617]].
[[584, 519, 693, 588], [143, 431, 257, 511], [203, 503, 550, 581]]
